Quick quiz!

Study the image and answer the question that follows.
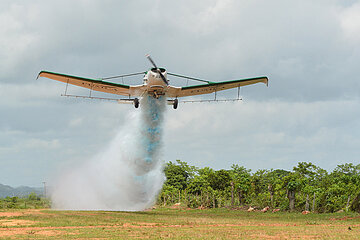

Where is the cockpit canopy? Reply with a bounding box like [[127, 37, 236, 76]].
[[151, 68, 166, 73]]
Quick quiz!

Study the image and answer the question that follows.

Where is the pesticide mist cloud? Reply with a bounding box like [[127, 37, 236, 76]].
[[51, 97, 166, 211]]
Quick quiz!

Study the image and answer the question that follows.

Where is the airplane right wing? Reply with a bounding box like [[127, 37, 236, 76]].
[[167, 76, 268, 98]]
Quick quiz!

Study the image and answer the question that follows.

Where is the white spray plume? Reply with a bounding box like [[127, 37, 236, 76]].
[[51, 96, 166, 211]]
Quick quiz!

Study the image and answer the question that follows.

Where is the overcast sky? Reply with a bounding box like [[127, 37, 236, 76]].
[[1, 0, 360, 187]]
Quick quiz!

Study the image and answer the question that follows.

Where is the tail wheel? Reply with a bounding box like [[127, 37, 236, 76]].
[[173, 99, 178, 109], [134, 98, 139, 108]]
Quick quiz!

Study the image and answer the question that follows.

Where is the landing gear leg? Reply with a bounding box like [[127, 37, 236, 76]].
[[153, 91, 159, 99], [134, 98, 139, 108], [173, 99, 178, 109]]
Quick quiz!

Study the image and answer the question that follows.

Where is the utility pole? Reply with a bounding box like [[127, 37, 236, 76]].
[[42, 181, 47, 198]]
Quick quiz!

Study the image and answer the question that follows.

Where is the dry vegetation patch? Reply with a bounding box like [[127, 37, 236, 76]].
[[0, 211, 24, 217], [0, 219, 35, 226], [0, 229, 64, 237], [0, 209, 49, 218]]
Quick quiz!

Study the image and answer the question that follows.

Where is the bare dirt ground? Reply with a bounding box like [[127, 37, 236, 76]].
[[0, 208, 359, 239], [0, 209, 48, 217]]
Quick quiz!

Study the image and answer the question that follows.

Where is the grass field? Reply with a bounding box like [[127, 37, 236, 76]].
[[0, 207, 359, 239]]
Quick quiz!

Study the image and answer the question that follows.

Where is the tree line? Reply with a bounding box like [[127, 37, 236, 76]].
[[0, 193, 50, 209], [158, 160, 360, 213]]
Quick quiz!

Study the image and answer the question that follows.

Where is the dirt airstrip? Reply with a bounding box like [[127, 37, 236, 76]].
[[0, 209, 359, 239]]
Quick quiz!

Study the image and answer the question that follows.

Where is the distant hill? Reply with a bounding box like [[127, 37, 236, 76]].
[[0, 183, 43, 198]]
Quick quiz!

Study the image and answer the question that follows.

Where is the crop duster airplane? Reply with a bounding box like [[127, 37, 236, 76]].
[[37, 55, 268, 109]]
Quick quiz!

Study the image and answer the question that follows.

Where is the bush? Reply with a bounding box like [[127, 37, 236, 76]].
[[0, 194, 50, 209], [350, 192, 360, 213]]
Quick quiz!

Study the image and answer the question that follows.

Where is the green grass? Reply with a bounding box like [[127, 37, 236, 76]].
[[0, 207, 359, 239]]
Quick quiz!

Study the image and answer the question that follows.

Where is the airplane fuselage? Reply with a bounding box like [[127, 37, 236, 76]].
[[143, 68, 168, 98]]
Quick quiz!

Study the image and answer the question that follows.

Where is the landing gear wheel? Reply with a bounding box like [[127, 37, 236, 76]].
[[173, 99, 178, 109], [134, 98, 139, 108]]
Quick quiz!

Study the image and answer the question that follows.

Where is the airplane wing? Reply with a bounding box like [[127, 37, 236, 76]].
[[167, 76, 268, 98], [37, 71, 146, 96]]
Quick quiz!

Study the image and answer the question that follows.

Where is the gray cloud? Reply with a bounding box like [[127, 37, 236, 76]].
[[164, 98, 360, 171], [1, 0, 360, 186]]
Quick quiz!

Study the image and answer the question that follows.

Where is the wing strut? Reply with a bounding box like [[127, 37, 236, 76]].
[[167, 73, 213, 84], [101, 72, 146, 80], [64, 79, 69, 95]]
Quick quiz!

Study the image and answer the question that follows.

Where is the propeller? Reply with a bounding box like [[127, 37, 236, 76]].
[[146, 54, 168, 85]]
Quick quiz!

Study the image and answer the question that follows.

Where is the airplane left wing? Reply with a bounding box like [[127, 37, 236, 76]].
[[37, 71, 146, 96], [167, 76, 268, 98]]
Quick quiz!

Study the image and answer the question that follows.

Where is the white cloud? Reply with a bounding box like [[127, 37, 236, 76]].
[[0, 3, 40, 78], [0, 82, 61, 107], [340, 2, 360, 42]]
